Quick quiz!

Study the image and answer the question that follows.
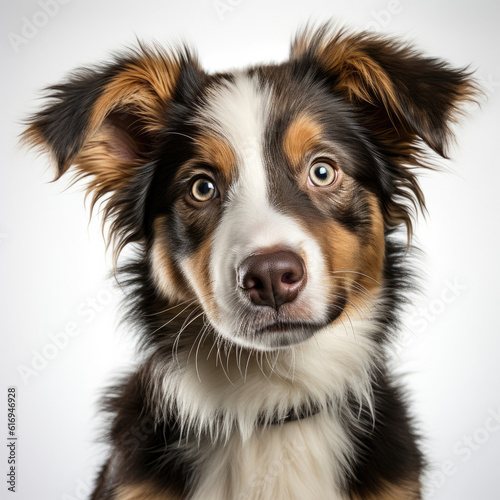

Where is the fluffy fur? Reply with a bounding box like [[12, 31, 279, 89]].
[[23, 23, 477, 500]]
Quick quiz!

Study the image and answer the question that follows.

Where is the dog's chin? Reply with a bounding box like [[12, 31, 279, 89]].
[[215, 317, 341, 351], [211, 300, 346, 351], [215, 326, 316, 351]]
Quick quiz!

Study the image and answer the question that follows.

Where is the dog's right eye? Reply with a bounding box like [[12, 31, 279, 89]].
[[308, 160, 338, 187], [190, 177, 218, 202]]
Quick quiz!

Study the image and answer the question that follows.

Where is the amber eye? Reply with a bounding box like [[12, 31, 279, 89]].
[[190, 177, 218, 202], [308, 160, 337, 187]]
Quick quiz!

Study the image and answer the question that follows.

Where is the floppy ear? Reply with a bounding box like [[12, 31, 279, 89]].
[[22, 44, 201, 257], [291, 24, 479, 234]]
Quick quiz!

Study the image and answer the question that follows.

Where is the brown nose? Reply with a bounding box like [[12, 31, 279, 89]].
[[238, 250, 307, 310]]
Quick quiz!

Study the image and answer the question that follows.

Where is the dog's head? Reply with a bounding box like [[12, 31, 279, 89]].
[[23, 25, 476, 351]]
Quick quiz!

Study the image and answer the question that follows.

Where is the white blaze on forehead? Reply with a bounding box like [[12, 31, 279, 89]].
[[196, 72, 275, 251], [195, 72, 270, 205], [193, 73, 329, 346]]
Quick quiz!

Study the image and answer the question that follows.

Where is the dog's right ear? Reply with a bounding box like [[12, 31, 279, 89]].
[[22, 44, 203, 256], [291, 23, 479, 238]]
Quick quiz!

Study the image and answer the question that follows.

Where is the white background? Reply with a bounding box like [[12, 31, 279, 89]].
[[1, 0, 499, 499]]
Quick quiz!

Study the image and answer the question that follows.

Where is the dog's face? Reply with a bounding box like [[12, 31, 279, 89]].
[[151, 72, 386, 350], [24, 26, 475, 351]]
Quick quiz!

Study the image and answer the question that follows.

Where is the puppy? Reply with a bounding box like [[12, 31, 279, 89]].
[[23, 23, 477, 500]]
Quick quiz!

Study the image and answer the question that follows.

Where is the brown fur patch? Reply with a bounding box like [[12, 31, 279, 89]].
[[308, 193, 384, 320], [72, 123, 138, 206], [359, 193, 385, 291], [351, 480, 421, 500], [151, 216, 193, 303], [115, 483, 180, 500], [282, 114, 323, 169], [314, 218, 362, 317], [195, 134, 235, 182], [184, 236, 218, 322], [89, 47, 182, 135], [291, 28, 399, 114]]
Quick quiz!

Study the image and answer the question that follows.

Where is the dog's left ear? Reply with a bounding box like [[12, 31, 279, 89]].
[[291, 25, 479, 233], [22, 44, 203, 258]]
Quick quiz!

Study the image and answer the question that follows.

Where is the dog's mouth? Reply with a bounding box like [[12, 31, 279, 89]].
[[255, 321, 314, 334], [251, 321, 325, 349], [229, 300, 347, 349]]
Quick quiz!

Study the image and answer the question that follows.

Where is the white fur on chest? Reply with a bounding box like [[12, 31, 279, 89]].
[[190, 413, 349, 500], [151, 317, 382, 499], [155, 318, 379, 440]]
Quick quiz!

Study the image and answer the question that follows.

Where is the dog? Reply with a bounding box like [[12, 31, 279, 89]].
[[23, 23, 477, 500]]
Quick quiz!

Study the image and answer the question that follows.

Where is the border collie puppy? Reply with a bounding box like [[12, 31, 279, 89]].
[[23, 23, 476, 500]]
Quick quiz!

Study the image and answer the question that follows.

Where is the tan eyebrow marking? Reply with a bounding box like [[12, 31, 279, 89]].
[[283, 114, 323, 169], [195, 133, 236, 183]]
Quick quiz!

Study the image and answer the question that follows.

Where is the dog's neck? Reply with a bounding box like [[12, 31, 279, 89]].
[[148, 308, 383, 442], [263, 400, 325, 426]]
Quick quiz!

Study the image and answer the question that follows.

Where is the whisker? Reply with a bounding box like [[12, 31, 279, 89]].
[[206, 334, 218, 360], [330, 270, 381, 285], [216, 338, 235, 386], [243, 347, 253, 382], [194, 324, 211, 383], [149, 302, 200, 337], [328, 275, 375, 299], [162, 130, 199, 143], [145, 296, 199, 317], [185, 311, 208, 360]]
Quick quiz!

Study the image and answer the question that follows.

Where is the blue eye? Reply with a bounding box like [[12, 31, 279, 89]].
[[308, 160, 337, 187], [190, 177, 217, 202]]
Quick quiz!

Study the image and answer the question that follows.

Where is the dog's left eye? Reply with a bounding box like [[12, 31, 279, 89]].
[[308, 160, 338, 187], [190, 177, 218, 202]]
